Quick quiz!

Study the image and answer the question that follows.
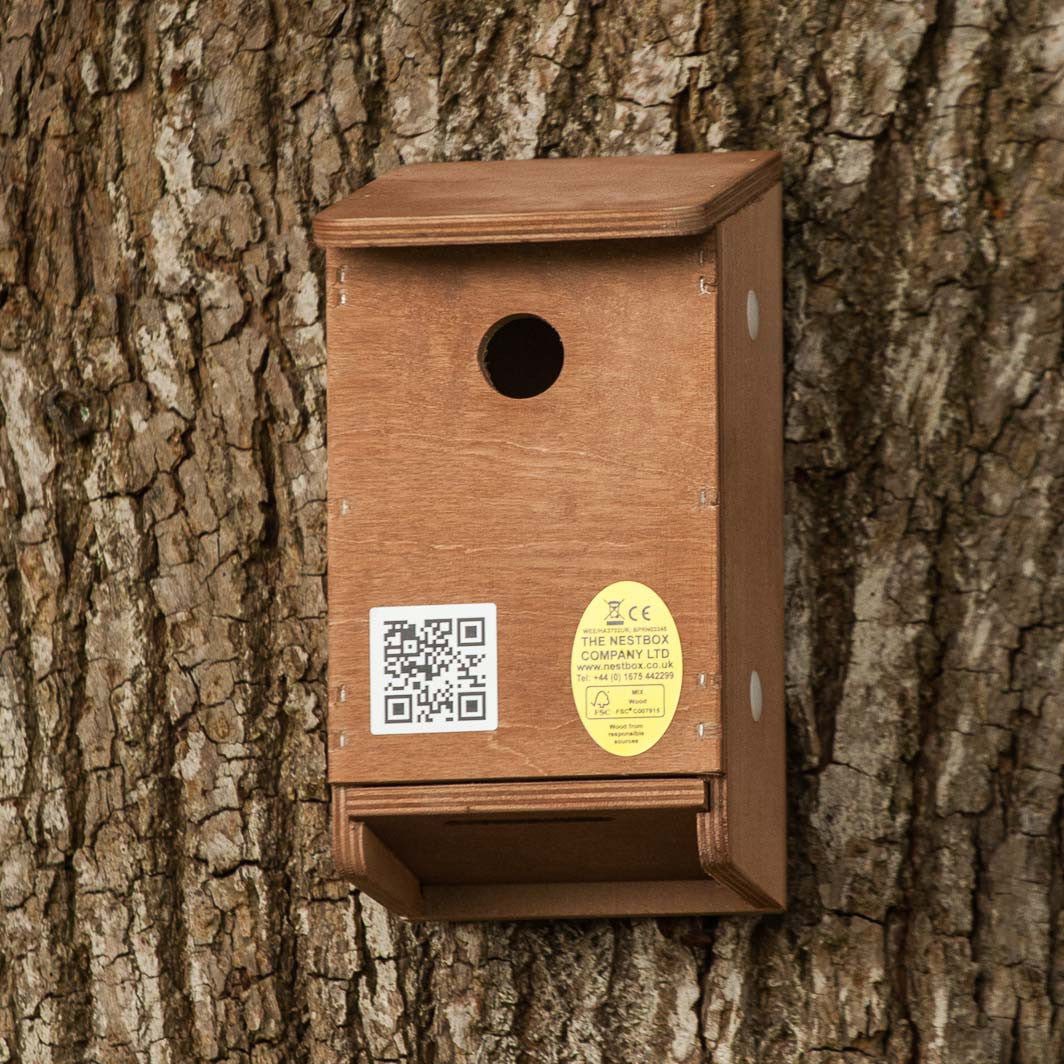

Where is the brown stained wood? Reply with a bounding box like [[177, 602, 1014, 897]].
[[331, 784, 356, 875], [336, 776, 708, 817], [370, 808, 707, 886], [333, 780, 774, 919], [418, 880, 759, 921], [319, 156, 784, 919], [331, 774, 787, 917], [332, 873, 759, 922], [340, 778, 707, 895], [342, 821, 425, 918], [715, 187, 787, 907], [696, 784, 782, 912], [329, 777, 759, 916], [329, 806, 765, 919], [325, 235, 723, 785], [313, 152, 782, 247]]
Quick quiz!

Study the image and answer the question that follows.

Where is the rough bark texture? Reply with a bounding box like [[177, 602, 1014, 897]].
[[0, 1, 1062, 1061]]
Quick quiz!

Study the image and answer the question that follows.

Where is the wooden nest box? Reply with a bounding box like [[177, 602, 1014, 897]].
[[313, 152, 785, 921]]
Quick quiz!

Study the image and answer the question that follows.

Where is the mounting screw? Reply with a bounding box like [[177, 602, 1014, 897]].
[[340, 498, 350, 515], [697, 672, 707, 687], [338, 685, 347, 703]]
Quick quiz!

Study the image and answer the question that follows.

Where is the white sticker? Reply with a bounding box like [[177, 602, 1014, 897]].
[[369, 603, 498, 735]]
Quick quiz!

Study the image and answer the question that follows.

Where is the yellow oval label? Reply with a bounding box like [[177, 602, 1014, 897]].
[[570, 580, 683, 757]]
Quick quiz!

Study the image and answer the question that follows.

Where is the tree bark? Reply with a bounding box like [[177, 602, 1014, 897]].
[[1, 1, 1062, 1061]]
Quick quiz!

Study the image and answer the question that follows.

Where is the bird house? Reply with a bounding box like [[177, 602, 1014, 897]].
[[313, 152, 785, 920]]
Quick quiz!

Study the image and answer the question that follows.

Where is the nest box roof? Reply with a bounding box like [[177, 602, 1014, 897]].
[[312, 151, 781, 248]]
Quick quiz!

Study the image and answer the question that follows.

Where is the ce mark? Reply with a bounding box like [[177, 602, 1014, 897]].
[[628, 604, 652, 621]]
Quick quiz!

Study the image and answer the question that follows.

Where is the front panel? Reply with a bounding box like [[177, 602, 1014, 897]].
[[326, 236, 723, 783]]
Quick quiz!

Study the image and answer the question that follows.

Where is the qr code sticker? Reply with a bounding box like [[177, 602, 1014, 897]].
[[369, 603, 497, 735]]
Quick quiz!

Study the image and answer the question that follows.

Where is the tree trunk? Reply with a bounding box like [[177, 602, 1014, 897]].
[[1, 1, 1061, 1061]]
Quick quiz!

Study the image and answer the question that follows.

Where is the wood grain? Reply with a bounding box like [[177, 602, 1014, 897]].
[[343, 821, 425, 917], [326, 235, 724, 784], [715, 186, 787, 906], [332, 777, 721, 912], [697, 784, 782, 912], [313, 152, 782, 247], [336, 777, 708, 817], [320, 160, 784, 918], [408, 880, 756, 922], [331, 775, 768, 919]]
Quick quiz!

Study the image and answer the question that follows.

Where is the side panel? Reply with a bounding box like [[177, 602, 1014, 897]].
[[716, 185, 787, 906], [325, 237, 723, 783]]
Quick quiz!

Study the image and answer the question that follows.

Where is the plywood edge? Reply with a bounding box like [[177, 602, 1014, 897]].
[[332, 794, 424, 917], [312, 155, 781, 248], [314, 206, 709, 247], [695, 780, 784, 911], [335, 777, 709, 818]]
